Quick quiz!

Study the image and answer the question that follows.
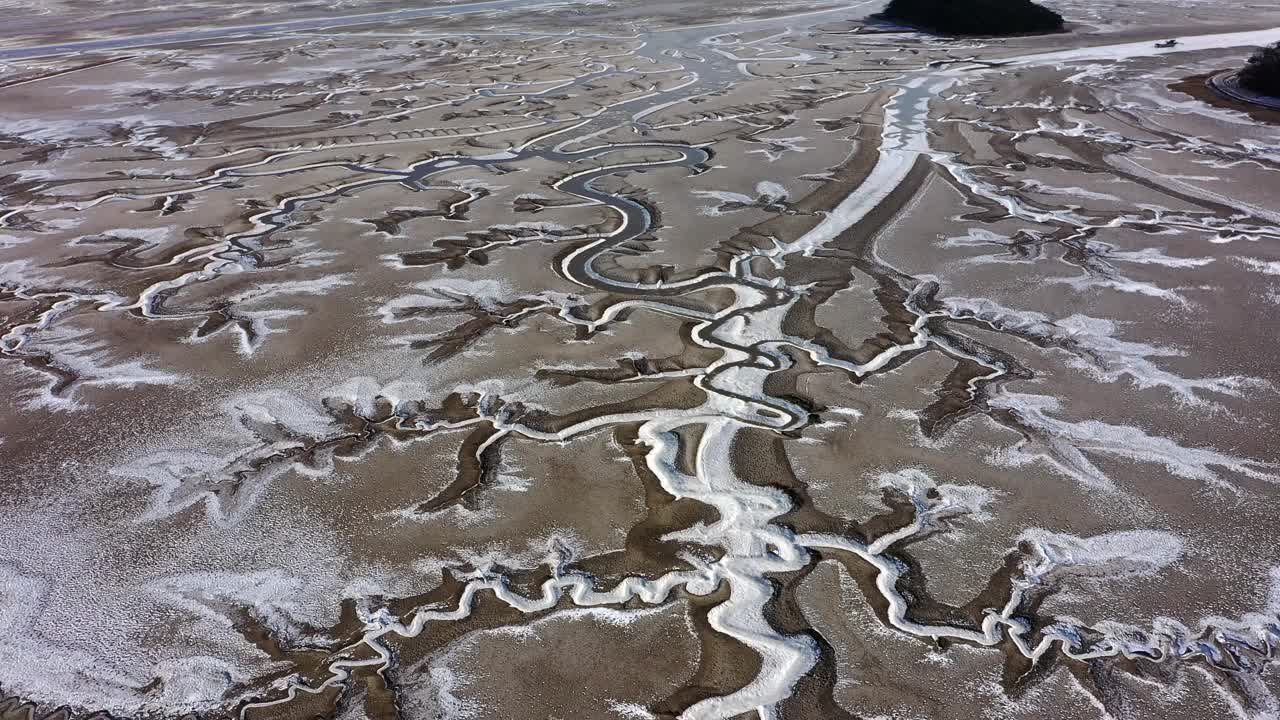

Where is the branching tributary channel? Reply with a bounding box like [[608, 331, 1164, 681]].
[[241, 28, 1280, 719]]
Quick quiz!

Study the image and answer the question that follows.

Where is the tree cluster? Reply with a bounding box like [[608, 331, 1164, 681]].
[[878, 0, 1064, 36], [1239, 42, 1280, 97]]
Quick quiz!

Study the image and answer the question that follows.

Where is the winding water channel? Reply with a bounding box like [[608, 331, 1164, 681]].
[[231, 25, 1280, 719]]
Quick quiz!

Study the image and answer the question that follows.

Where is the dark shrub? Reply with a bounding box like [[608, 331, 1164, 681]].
[[879, 0, 1064, 36], [1239, 42, 1280, 97]]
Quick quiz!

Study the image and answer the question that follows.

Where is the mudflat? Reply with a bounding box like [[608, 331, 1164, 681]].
[[1, 1, 1279, 719]]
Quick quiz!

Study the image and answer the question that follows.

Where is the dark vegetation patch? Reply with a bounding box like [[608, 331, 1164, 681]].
[[876, 0, 1064, 36], [1239, 42, 1280, 97]]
